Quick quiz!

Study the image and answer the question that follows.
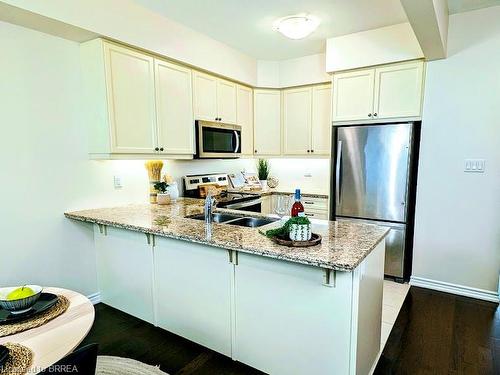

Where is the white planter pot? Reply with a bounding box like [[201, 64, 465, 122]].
[[259, 180, 268, 189], [157, 193, 171, 205], [289, 224, 312, 241]]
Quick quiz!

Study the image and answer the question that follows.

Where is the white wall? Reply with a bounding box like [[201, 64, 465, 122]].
[[0, 21, 149, 296], [325, 23, 424, 73], [0, 0, 258, 85], [258, 54, 331, 88], [412, 6, 500, 295]]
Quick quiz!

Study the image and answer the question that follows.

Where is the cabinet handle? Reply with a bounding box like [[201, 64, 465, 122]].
[[154, 147, 159, 151], [368, 113, 372, 117], [305, 213, 314, 217], [311, 149, 314, 153], [373, 113, 378, 117], [307, 150, 310, 153], [254, 150, 257, 153], [160, 147, 164, 152], [304, 201, 314, 205]]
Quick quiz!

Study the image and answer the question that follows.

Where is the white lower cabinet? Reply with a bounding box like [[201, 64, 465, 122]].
[[94, 224, 384, 374], [233, 253, 353, 375], [94, 226, 155, 324], [153, 237, 233, 356]]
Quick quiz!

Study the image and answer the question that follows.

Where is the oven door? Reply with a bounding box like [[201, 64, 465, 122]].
[[196, 121, 242, 158]]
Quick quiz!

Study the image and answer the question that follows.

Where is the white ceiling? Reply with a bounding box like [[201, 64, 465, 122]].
[[448, 0, 500, 14], [131, 0, 408, 60]]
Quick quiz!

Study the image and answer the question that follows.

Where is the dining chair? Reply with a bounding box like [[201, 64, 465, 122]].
[[40, 343, 98, 374]]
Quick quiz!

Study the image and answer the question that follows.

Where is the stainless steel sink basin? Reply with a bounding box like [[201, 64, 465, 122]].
[[186, 213, 240, 223], [186, 213, 278, 228], [223, 217, 277, 228]]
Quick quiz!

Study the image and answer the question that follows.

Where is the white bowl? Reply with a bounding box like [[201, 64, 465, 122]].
[[0, 285, 43, 314]]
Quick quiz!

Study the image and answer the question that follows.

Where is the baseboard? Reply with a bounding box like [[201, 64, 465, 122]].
[[87, 292, 101, 305], [410, 276, 499, 303]]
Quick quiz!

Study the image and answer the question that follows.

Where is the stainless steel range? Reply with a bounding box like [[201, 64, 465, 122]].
[[183, 173, 262, 212]]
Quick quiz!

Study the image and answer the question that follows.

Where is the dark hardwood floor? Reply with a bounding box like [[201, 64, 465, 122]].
[[80, 287, 499, 374], [79, 303, 263, 375], [375, 287, 500, 375]]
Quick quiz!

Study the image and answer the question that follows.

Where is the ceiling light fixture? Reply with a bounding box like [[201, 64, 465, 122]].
[[273, 14, 320, 40]]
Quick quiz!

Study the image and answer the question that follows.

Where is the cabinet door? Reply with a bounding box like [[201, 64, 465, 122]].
[[236, 85, 254, 155], [311, 84, 332, 155], [283, 87, 312, 155], [254, 90, 281, 156], [104, 43, 157, 153], [154, 237, 233, 356], [94, 226, 154, 324], [193, 71, 218, 121], [217, 79, 237, 124], [155, 59, 194, 155], [374, 61, 424, 119], [332, 69, 374, 122], [234, 253, 353, 374]]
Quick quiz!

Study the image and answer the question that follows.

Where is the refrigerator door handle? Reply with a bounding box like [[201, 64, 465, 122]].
[[335, 140, 342, 207]]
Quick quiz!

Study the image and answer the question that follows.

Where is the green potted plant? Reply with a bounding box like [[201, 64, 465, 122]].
[[153, 181, 170, 205], [257, 159, 270, 189]]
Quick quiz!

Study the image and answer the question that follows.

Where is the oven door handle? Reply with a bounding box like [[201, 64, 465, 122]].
[[234, 130, 240, 153], [224, 198, 262, 210]]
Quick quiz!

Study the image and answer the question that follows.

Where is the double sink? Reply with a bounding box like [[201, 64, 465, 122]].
[[187, 212, 278, 228]]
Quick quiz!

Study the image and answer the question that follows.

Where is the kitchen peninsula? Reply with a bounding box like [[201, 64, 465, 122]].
[[66, 198, 388, 375]]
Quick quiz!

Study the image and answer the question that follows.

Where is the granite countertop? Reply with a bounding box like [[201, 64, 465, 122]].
[[65, 198, 388, 272]]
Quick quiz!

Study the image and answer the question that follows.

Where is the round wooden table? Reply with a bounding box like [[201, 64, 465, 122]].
[[0, 287, 95, 374]]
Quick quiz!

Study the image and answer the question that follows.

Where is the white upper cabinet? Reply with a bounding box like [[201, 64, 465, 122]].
[[237, 85, 254, 156], [104, 42, 157, 153], [283, 87, 312, 155], [332, 60, 425, 123], [155, 58, 194, 155], [332, 69, 375, 122], [193, 71, 218, 121], [81, 39, 195, 158], [217, 79, 237, 124], [193, 71, 237, 124], [282, 83, 332, 156], [373, 60, 424, 119], [254, 89, 281, 156], [311, 84, 332, 155]]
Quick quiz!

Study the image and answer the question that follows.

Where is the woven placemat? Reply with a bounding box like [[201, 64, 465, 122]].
[[0, 295, 70, 338], [0, 343, 33, 375]]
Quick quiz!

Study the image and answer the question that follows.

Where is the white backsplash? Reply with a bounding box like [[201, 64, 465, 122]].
[[95, 158, 331, 202]]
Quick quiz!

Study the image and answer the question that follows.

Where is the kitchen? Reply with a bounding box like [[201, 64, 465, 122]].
[[1, 0, 499, 374]]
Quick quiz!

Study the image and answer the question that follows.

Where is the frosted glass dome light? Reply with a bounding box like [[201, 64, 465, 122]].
[[273, 14, 320, 40]]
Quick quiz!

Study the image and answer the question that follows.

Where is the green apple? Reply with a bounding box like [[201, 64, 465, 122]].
[[7, 286, 35, 301]]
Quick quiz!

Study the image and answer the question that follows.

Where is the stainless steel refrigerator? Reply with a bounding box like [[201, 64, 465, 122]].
[[331, 123, 418, 280]]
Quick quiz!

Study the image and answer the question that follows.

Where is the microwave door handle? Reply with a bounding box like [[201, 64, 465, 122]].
[[335, 140, 342, 207], [234, 130, 240, 153]]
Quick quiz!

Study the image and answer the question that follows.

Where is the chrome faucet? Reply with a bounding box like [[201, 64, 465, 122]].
[[204, 191, 216, 224]]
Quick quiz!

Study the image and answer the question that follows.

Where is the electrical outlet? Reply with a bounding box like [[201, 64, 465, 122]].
[[304, 173, 312, 178], [464, 159, 485, 173], [113, 176, 123, 189]]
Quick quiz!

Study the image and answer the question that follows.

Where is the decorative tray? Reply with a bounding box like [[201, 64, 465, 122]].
[[270, 233, 322, 247]]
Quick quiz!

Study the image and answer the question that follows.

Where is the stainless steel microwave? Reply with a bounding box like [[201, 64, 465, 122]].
[[195, 120, 241, 159]]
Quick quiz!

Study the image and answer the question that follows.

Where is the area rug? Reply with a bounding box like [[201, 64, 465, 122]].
[[96, 356, 167, 374]]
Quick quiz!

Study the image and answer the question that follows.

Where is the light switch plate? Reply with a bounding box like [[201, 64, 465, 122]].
[[113, 176, 123, 189], [464, 159, 485, 173]]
